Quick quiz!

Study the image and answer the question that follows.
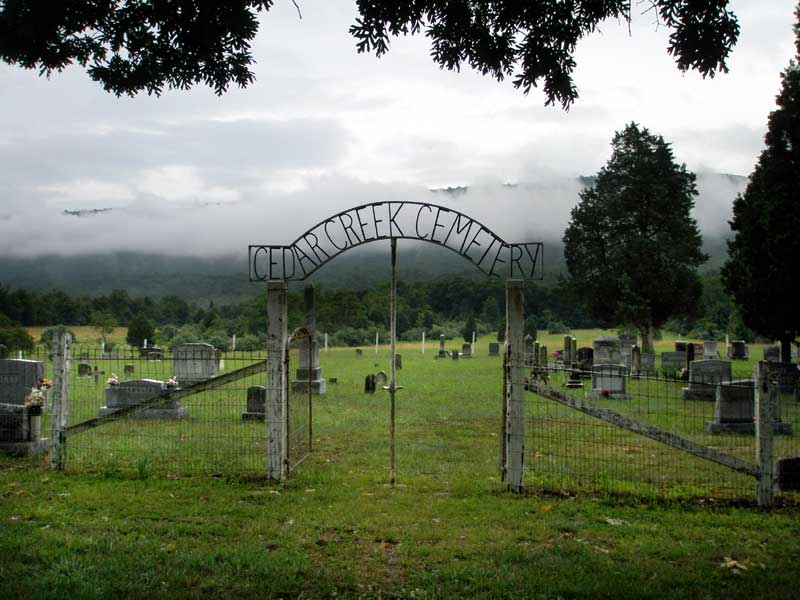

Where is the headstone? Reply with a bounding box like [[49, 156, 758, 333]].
[[328, 377, 337, 384], [461, 343, 472, 358], [436, 334, 447, 359], [364, 374, 376, 394], [242, 385, 267, 421], [172, 343, 218, 386], [685, 343, 696, 372], [619, 334, 637, 364], [703, 340, 718, 360], [0, 403, 48, 456], [0, 359, 45, 405], [675, 340, 688, 353], [729, 340, 748, 360], [592, 337, 623, 366], [293, 335, 326, 394], [681, 359, 732, 401], [763, 345, 781, 363], [771, 362, 800, 393], [777, 458, 800, 492], [395, 353, 403, 369], [375, 371, 388, 387], [660, 351, 686, 370], [630, 345, 642, 376], [140, 347, 163, 360], [123, 364, 135, 376], [640, 353, 656, 376], [242, 385, 266, 421], [356, 348, 363, 356], [707, 379, 793, 435], [78, 363, 92, 377], [586, 364, 630, 399], [488, 342, 500, 357], [576, 347, 594, 373], [451, 350, 459, 360], [293, 283, 326, 394], [563, 335, 573, 364], [100, 379, 187, 419]]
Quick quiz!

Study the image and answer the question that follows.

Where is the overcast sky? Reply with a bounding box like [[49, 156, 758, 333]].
[[0, 0, 796, 257]]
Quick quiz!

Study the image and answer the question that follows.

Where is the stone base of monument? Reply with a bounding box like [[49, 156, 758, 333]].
[[565, 369, 584, 389], [705, 379, 793, 435], [241, 411, 265, 421], [0, 403, 49, 456], [706, 420, 793, 435], [585, 389, 632, 400], [435, 351, 449, 360], [0, 438, 49, 456], [680, 384, 717, 401], [99, 403, 188, 420], [292, 379, 326, 394]]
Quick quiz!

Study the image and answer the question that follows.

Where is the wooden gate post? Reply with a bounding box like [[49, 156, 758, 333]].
[[505, 279, 525, 493], [49, 331, 71, 471], [754, 361, 776, 507], [266, 280, 289, 481]]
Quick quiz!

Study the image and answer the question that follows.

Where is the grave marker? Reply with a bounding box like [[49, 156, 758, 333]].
[[586, 364, 631, 399], [488, 342, 500, 356], [242, 385, 266, 421], [100, 379, 188, 419], [172, 343, 218, 386], [0, 359, 44, 406], [681, 359, 732, 400], [592, 337, 622, 366]]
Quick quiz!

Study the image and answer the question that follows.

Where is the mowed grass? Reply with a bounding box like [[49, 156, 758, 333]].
[[2, 332, 799, 598]]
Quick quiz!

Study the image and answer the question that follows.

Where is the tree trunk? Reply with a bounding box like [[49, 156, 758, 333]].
[[640, 322, 656, 355], [780, 334, 793, 364]]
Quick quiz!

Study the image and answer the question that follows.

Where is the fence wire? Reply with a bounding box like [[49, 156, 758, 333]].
[[61, 344, 269, 477], [287, 332, 312, 471], [526, 361, 800, 501]]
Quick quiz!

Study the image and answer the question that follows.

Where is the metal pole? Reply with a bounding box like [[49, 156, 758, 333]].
[[389, 237, 397, 485]]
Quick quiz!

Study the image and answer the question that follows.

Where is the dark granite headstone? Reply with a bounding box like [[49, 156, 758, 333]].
[[0, 359, 44, 405], [242, 385, 266, 421]]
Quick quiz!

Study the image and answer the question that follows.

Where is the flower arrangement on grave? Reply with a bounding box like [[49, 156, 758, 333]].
[[107, 373, 120, 386], [165, 377, 178, 388], [24, 387, 46, 415]]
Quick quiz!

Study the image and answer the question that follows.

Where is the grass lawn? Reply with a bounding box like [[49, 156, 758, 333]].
[[2, 331, 798, 598]]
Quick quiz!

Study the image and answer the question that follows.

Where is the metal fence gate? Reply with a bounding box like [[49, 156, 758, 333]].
[[285, 328, 313, 472]]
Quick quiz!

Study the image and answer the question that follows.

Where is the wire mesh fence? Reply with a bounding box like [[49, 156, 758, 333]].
[[286, 331, 312, 471], [526, 360, 800, 501], [59, 344, 269, 477]]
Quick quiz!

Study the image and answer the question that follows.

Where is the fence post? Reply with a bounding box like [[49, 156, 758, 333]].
[[266, 280, 288, 481], [754, 361, 775, 507], [505, 279, 525, 493], [49, 332, 71, 471]]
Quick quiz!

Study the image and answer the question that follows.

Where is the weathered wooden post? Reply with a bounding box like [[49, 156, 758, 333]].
[[266, 280, 288, 481], [505, 279, 525, 493], [49, 331, 71, 471], [755, 361, 776, 507]]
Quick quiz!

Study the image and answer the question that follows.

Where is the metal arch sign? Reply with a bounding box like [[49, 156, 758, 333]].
[[248, 201, 543, 281]]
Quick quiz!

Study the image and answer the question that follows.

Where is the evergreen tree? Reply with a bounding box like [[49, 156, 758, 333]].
[[563, 123, 706, 354], [126, 314, 155, 348], [722, 8, 800, 362], [462, 315, 477, 343]]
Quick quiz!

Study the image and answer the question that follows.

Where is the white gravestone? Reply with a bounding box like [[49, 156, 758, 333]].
[[586, 364, 631, 399], [681, 360, 732, 401], [172, 343, 218, 386]]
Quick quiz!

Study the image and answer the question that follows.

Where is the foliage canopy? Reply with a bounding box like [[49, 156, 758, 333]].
[[563, 123, 706, 353], [0, 1, 739, 107]]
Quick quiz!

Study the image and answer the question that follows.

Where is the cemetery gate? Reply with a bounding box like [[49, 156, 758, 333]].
[[251, 202, 543, 490]]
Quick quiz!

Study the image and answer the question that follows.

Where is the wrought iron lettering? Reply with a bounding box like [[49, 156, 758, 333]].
[[249, 201, 543, 281]]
